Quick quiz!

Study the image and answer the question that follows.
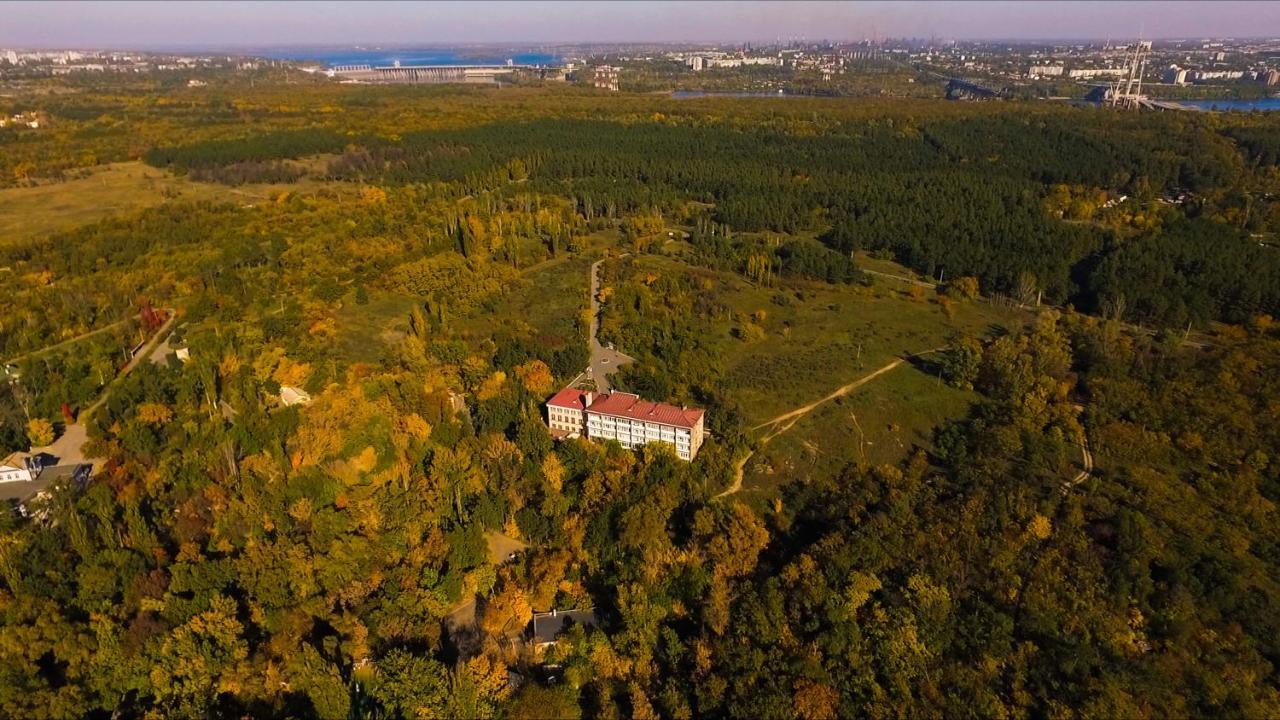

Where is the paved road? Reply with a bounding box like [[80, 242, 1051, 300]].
[[587, 257, 635, 392], [84, 312, 176, 418], [444, 532, 528, 629], [3, 311, 175, 471]]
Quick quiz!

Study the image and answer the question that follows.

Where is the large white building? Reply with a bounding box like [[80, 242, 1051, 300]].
[[1028, 65, 1065, 78], [1068, 67, 1126, 79], [1163, 65, 1189, 85], [1189, 69, 1245, 82], [547, 388, 706, 461], [592, 66, 620, 91]]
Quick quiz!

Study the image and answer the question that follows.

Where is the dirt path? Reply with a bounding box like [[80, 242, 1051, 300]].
[[1062, 404, 1094, 494], [716, 348, 942, 499], [752, 357, 911, 441], [713, 451, 755, 499], [3, 316, 135, 366], [860, 267, 937, 288]]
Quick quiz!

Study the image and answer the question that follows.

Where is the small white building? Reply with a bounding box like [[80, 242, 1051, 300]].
[[280, 386, 313, 407]]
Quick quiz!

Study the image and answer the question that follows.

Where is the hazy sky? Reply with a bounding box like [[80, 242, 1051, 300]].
[[2, 1, 1277, 48]]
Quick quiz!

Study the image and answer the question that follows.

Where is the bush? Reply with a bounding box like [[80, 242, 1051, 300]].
[[26, 417, 55, 447], [946, 276, 980, 301]]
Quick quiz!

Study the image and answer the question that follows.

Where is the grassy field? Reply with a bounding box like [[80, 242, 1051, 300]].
[[330, 291, 421, 365], [450, 253, 592, 368], [451, 232, 622, 348], [742, 362, 979, 496], [621, 252, 1023, 422], [609, 250, 1029, 499], [0, 160, 339, 245]]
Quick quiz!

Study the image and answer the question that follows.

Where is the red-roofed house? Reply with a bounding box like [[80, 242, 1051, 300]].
[[546, 389, 706, 460]]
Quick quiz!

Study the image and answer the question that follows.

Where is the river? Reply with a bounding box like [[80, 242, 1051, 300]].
[[1177, 98, 1280, 112]]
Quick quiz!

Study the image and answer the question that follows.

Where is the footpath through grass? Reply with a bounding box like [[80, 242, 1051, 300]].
[[617, 252, 1027, 500], [624, 253, 1022, 421]]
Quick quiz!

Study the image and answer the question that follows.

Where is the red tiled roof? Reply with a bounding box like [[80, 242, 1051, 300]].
[[547, 387, 591, 410], [585, 392, 705, 429]]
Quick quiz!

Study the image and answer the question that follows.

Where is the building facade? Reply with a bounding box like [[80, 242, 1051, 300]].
[[547, 388, 590, 436], [0, 464, 33, 484], [1028, 65, 1064, 78], [1163, 65, 1188, 85], [592, 66, 620, 91], [546, 388, 706, 461]]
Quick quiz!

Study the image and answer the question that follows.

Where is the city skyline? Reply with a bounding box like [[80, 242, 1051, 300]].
[[2, 1, 1279, 49]]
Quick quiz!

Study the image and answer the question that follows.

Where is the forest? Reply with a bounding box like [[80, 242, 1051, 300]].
[[0, 72, 1278, 718]]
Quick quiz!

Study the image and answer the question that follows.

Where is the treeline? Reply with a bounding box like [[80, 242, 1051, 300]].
[[188, 159, 307, 185], [1225, 126, 1280, 166], [305, 115, 1272, 325], [142, 129, 350, 171], [1085, 217, 1280, 326], [72, 91, 1280, 328]]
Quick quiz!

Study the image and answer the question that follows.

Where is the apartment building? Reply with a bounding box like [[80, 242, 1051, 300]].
[[546, 388, 706, 461], [592, 65, 620, 91], [1027, 64, 1064, 78]]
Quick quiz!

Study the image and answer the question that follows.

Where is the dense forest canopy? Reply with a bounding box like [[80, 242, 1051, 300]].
[[0, 75, 1278, 718], [132, 104, 1278, 325]]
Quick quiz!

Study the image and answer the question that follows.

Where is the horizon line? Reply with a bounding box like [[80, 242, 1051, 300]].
[[7, 35, 1280, 54]]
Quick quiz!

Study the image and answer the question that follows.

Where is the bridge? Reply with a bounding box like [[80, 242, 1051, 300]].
[[945, 77, 1009, 101], [328, 64, 564, 85], [1141, 99, 1198, 111], [1083, 85, 1196, 111]]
